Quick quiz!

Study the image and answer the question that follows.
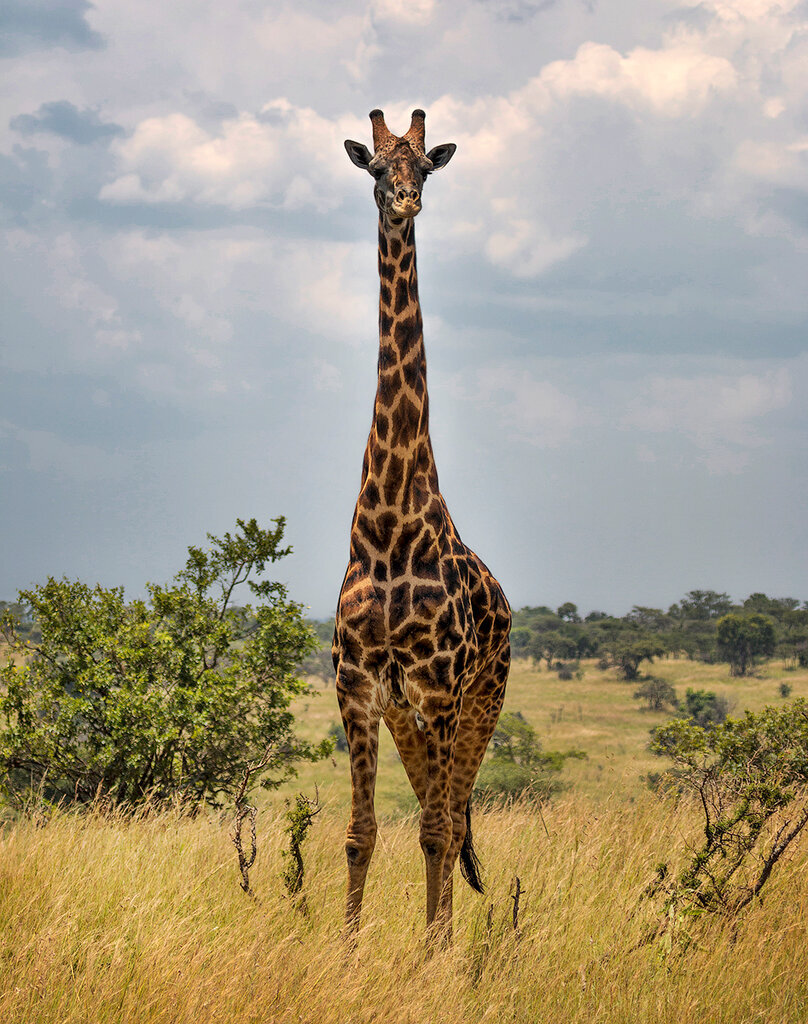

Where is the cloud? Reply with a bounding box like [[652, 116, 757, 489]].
[[452, 365, 585, 446], [107, 227, 375, 353], [0, 147, 52, 218], [621, 366, 793, 471], [474, 0, 560, 24], [0, 419, 124, 483], [484, 201, 587, 277], [371, 0, 436, 23], [0, 0, 104, 57], [10, 101, 123, 145], [4, 229, 141, 356], [538, 39, 737, 116], [100, 101, 362, 212]]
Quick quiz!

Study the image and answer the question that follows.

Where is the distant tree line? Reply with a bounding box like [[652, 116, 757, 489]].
[[510, 590, 807, 679]]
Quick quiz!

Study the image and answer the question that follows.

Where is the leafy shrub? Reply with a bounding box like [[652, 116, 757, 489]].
[[683, 688, 730, 729], [327, 721, 348, 753], [474, 711, 585, 802], [648, 701, 808, 915], [0, 518, 330, 810], [779, 682, 792, 699]]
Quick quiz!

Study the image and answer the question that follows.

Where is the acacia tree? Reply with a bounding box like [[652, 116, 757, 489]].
[[716, 613, 776, 677], [604, 632, 666, 681], [0, 518, 330, 809], [649, 701, 808, 915]]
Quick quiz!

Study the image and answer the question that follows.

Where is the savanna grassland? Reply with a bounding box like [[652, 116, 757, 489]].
[[286, 654, 808, 812], [2, 656, 808, 1024]]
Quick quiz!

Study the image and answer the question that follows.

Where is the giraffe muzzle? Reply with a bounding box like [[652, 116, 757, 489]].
[[391, 187, 422, 218]]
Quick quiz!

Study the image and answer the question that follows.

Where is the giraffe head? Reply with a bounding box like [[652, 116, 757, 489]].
[[344, 109, 456, 220]]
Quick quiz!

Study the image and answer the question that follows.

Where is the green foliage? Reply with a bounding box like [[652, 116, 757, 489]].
[[281, 791, 321, 901], [0, 601, 39, 644], [0, 518, 330, 810], [683, 688, 731, 729], [648, 701, 808, 915], [669, 590, 733, 621], [716, 613, 776, 676], [509, 626, 532, 654], [475, 711, 585, 802], [633, 678, 678, 712], [604, 632, 667, 681], [780, 682, 792, 699], [556, 602, 580, 623], [327, 720, 348, 752], [295, 618, 337, 683]]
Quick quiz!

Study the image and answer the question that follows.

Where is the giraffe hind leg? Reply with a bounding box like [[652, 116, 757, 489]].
[[441, 644, 510, 917], [384, 702, 428, 807]]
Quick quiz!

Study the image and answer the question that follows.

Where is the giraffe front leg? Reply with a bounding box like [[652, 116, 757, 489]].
[[337, 667, 381, 934]]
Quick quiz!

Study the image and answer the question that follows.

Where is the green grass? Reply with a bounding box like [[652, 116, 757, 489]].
[[279, 656, 808, 814]]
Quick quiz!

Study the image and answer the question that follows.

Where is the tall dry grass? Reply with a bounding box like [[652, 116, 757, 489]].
[[2, 790, 807, 1023]]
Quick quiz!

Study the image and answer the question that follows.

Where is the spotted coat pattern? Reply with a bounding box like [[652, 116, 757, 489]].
[[333, 175, 512, 935]]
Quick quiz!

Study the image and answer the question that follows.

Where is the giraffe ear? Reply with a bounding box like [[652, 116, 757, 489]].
[[425, 143, 456, 170], [344, 140, 373, 170]]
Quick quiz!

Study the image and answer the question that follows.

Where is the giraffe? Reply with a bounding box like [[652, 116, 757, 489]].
[[333, 108, 511, 937]]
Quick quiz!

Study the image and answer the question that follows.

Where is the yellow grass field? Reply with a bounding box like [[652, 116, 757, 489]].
[[2, 656, 808, 1022], [2, 792, 808, 1024]]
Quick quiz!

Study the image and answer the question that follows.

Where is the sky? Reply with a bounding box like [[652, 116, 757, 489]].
[[2, 0, 807, 619]]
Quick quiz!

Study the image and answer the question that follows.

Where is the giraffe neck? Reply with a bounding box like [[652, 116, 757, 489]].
[[358, 214, 438, 511]]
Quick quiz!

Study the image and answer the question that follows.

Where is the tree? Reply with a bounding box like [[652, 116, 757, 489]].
[[509, 626, 532, 655], [633, 678, 678, 712], [768, 605, 808, 669], [556, 602, 581, 623], [670, 590, 733, 621], [716, 612, 776, 676], [649, 701, 808, 915], [604, 632, 666, 681], [626, 606, 671, 632], [531, 630, 577, 670], [0, 518, 330, 810]]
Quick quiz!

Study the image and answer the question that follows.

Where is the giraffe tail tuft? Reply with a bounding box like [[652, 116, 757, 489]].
[[459, 796, 484, 894]]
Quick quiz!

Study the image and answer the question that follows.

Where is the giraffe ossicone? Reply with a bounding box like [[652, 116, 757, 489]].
[[333, 107, 511, 938]]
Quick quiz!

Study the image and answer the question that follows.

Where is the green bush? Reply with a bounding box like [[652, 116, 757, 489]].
[[649, 701, 808, 915], [634, 678, 678, 712], [683, 688, 730, 728], [0, 518, 330, 810], [327, 720, 348, 753], [475, 711, 585, 802]]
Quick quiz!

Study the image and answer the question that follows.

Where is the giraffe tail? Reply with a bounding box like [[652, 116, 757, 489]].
[[459, 797, 484, 894]]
